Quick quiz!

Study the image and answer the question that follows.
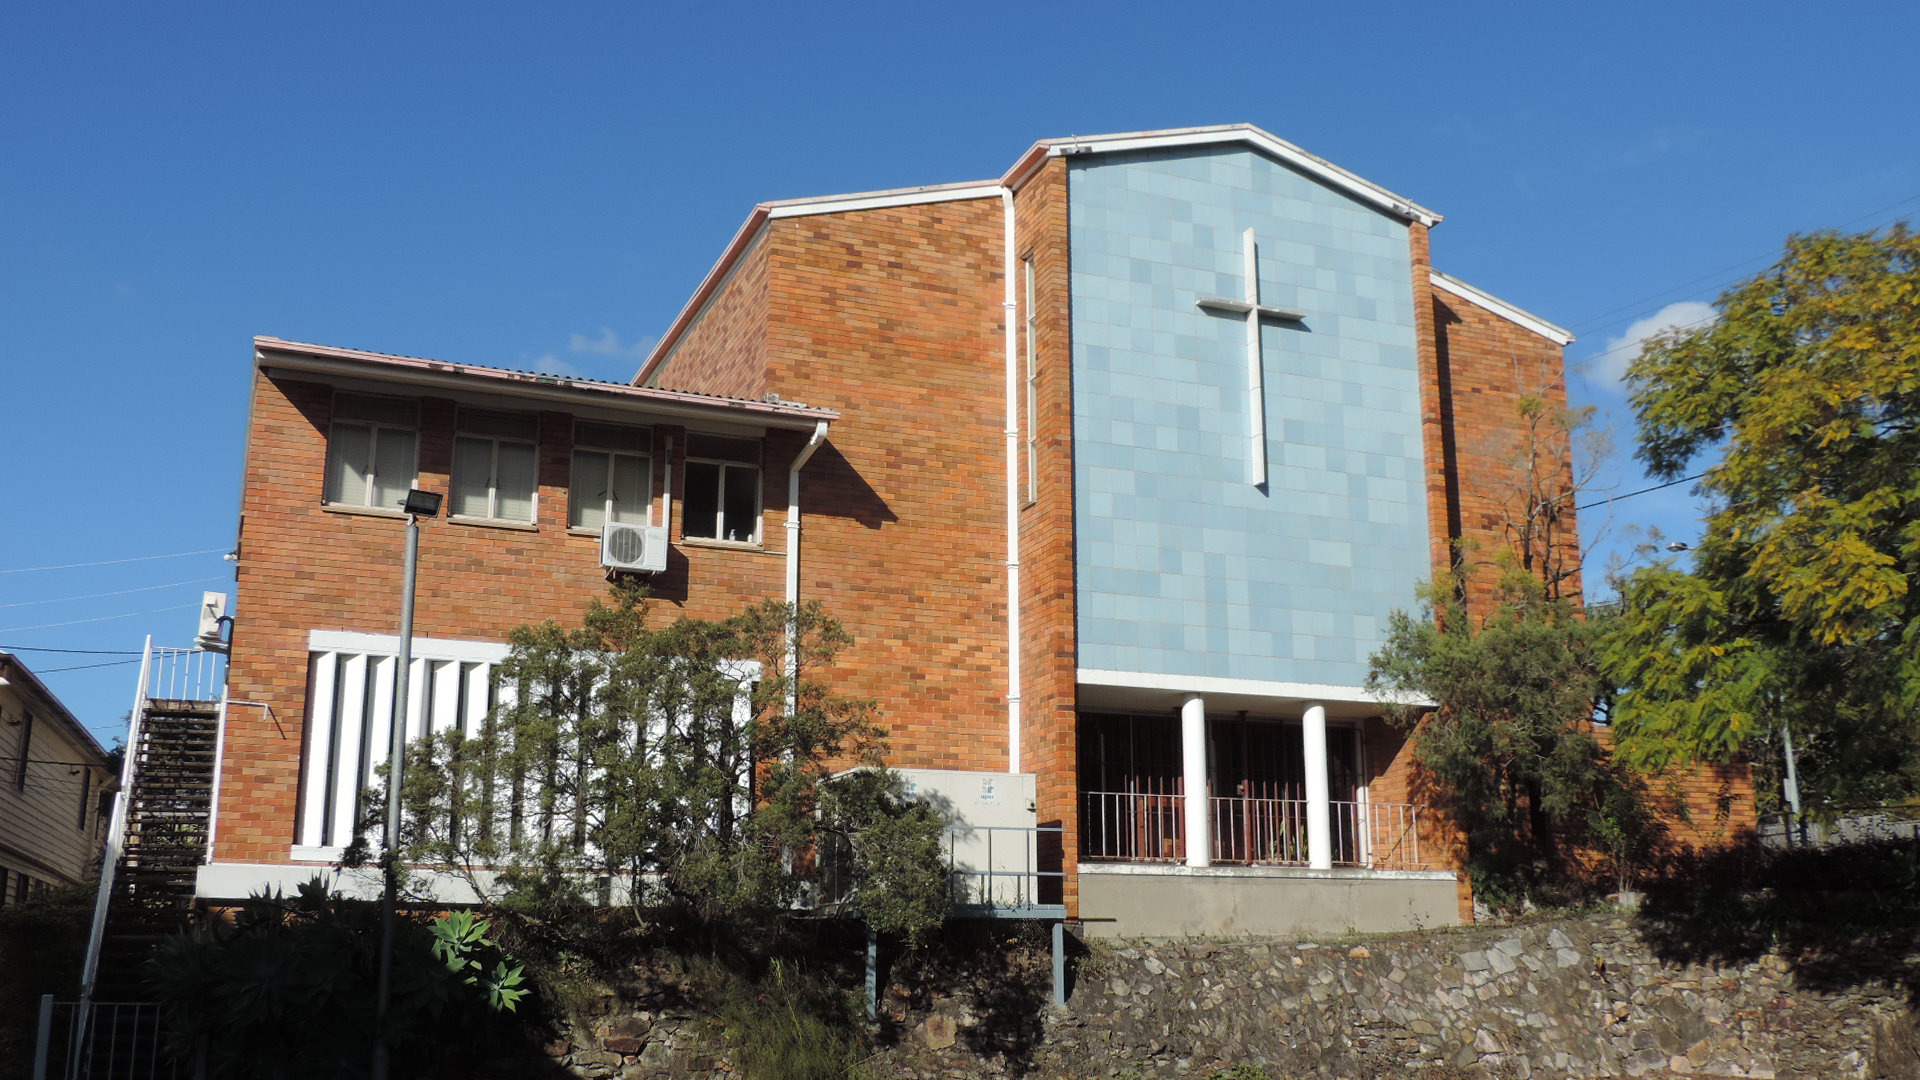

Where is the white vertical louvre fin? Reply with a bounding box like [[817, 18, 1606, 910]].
[[329, 655, 369, 848], [299, 653, 340, 848]]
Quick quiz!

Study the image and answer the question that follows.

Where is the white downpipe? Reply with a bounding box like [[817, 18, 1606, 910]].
[[1181, 695, 1210, 868], [784, 421, 830, 715], [1303, 701, 1332, 869], [1001, 186, 1023, 773]]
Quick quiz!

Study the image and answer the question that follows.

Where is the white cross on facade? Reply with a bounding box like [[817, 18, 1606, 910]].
[[1197, 227, 1304, 487]]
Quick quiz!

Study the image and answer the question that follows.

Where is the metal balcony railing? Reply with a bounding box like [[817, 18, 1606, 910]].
[[1079, 790, 1186, 862]]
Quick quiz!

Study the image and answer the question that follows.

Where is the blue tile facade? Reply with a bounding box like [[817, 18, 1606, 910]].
[[1069, 146, 1430, 689]]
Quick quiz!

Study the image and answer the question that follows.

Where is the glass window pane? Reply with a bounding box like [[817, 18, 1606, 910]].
[[720, 465, 759, 542], [451, 436, 494, 518], [496, 442, 538, 522], [684, 461, 721, 539], [370, 429, 417, 511], [687, 434, 759, 464], [571, 450, 609, 529], [459, 409, 538, 441], [326, 423, 372, 505], [610, 453, 649, 525], [335, 393, 417, 427], [576, 422, 648, 452]]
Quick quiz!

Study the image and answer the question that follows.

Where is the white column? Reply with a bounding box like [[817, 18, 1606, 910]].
[[1181, 695, 1211, 868], [1303, 702, 1332, 870]]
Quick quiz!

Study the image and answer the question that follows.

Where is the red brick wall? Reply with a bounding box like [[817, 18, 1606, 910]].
[[654, 237, 770, 401], [758, 199, 1012, 776], [219, 368, 793, 863], [1014, 160, 1081, 908]]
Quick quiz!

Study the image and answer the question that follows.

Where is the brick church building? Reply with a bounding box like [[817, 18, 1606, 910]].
[[201, 124, 1751, 935]]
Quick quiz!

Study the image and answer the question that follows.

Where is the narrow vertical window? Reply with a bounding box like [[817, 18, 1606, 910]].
[[452, 409, 540, 523], [77, 768, 92, 829], [1023, 257, 1039, 506], [324, 393, 420, 510], [569, 422, 654, 530]]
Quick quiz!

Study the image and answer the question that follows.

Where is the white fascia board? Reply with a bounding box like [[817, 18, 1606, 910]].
[[1046, 126, 1443, 227], [762, 181, 1002, 219], [1430, 270, 1575, 346], [1077, 667, 1435, 709], [307, 630, 509, 664]]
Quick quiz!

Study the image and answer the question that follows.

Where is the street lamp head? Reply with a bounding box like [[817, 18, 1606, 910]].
[[1665, 541, 1690, 553], [401, 489, 443, 517]]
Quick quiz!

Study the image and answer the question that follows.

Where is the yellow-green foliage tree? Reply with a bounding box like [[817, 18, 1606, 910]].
[[1606, 225, 1920, 808]]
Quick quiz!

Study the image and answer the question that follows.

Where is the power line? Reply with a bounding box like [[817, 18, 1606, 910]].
[[0, 645, 143, 655], [0, 577, 225, 610], [34, 658, 145, 675], [1566, 191, 1920, 339], [0, 605, 193, 634], [1578, 473, 1706, 512], [0, 548, 226, 575]]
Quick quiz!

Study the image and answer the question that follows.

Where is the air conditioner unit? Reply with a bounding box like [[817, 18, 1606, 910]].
[[600, 523, 669, 574]]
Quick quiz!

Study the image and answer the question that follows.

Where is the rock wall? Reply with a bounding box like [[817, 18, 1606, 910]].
[[545, 914, 1910, 1079]]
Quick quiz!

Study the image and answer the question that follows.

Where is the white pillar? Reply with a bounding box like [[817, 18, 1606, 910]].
[[1303, 702, 1332, 870], [1181, 695, 1211, 868]]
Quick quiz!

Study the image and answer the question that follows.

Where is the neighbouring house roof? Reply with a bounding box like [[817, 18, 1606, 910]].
[[1429, 270, 1576, 345], [254, 337, 838, 430], [0, 651, 111, 764], [637, 123, 1447, 386]]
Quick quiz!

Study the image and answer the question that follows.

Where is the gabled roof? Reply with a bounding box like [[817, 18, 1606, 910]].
[[1429, 271, 1575, 346], [255, 337, 837, 429], [638, 123, 1445, 386], [1000, 123, 1442, 227], [0, 651, 111, 763]]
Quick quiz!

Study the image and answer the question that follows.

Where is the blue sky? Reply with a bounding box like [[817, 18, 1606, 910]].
[[4, 1, 1917, 742]]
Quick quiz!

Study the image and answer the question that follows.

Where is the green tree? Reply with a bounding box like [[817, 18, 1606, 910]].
[[390, 587, 951, 943], [1607, 224, 1920, 808], [1368, 567, 1634, 904]]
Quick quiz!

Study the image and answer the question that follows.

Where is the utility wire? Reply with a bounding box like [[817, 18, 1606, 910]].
[[33, 658, 145, 675], [1578, 473, 1706, 512], [1566, 191, 1920, 337], [0, 577, 224, 610], [0, 646, 143, 655], [0, 605, 193, 634], [0, 548, 226, 575]]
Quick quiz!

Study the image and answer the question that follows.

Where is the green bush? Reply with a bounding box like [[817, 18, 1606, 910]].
[[147, 878, 532, 1079], [0, 885, 92, 1080]]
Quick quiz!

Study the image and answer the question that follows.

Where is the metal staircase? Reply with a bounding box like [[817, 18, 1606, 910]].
[[48, 641, 225, 1077]]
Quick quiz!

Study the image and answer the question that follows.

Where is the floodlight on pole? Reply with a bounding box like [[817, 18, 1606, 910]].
[[372, 488, 437, 1080]]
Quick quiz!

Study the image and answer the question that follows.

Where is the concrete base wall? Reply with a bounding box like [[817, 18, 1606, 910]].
[[1078, 864, 1460, 938]]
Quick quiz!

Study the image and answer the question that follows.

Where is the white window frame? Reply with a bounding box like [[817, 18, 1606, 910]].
[[451, 411, 539, 524], [324, 393, 419, 511], [682, 435, 762, 544], [569, 423, 654, 530]]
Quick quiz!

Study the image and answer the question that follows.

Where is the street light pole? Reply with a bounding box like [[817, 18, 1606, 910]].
[[373, 488, 439, 1080]]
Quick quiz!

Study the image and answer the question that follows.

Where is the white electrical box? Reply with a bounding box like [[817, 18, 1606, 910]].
[[896, 769, 1042, 909]]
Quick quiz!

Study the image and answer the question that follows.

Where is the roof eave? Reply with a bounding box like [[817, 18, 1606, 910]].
[[254, 338, 838, 429], [1429, 271, 1575, 345], [1025, 123, 1443, 227]]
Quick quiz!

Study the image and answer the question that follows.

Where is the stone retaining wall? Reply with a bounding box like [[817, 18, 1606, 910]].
[[545, 914, 1910, 1079]]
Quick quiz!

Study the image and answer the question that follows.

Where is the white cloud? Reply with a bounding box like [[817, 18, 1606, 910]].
[[1595, 301, 1716, 385], [533, 352, 586, 378], [567, 327, 654, 360]]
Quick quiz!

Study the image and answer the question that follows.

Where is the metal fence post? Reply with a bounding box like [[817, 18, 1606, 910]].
[[32, 994, 53, 1080]]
